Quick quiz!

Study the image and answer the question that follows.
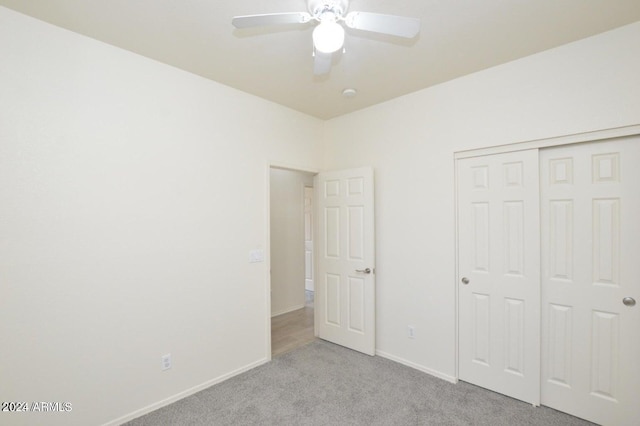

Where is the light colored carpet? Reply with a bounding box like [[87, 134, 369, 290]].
[[125, 340, 593, 425]]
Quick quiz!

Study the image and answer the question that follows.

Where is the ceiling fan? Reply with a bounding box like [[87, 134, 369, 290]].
[[232, 0, 421, 75]]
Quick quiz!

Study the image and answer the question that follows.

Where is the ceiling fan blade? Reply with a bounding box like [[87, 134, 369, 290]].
[[232, 12, 312, 29], [313, 51, 332, 75], [344, 11, 420, 38]]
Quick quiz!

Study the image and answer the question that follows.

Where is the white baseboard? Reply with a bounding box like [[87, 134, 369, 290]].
[[103, 357, 269, 426], [375, 350, 457, 384], [103, 349, 456, 425], [271, 303, 305, 318]]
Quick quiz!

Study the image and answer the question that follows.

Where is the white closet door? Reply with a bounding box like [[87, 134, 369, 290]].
[[457, 149, 540, 405], [541, 138, 640, 425]]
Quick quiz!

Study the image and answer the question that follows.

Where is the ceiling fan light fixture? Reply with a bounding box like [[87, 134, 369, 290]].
[[312, 20, 345, 53], [232, 0, 421, 75]]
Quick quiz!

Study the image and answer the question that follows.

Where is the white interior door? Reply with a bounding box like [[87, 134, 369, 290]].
[[457, 150, 540, 405], [540, 138, 640, 425], [315, 167, 375, 356], [304, 186, 314, 292]]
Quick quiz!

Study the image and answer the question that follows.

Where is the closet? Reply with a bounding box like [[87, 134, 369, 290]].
[[456, 136, 639, 426]]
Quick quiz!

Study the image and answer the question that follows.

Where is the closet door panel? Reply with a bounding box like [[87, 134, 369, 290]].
[[458, 149, 540, 405], [541, 137, 640, 426]]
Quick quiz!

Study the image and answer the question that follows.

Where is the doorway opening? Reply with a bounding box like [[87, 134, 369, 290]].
[[269, 167, 317, 356]]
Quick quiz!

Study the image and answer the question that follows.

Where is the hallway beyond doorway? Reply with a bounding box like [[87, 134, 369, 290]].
[[272, 291, 316, 356]]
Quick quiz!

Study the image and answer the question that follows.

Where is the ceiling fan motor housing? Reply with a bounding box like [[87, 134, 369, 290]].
[[309, 0, 349, 20]]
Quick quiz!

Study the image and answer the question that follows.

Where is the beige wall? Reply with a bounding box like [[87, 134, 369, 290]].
[[270, 168, 314, 316], [322, 21, 640, 380], [0, 7, 323, 426]]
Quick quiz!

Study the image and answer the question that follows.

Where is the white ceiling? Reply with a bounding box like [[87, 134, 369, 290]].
[[2, 0, 640, 119]]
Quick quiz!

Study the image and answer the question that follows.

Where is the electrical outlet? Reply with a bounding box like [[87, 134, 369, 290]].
[[407, 326, 415, 339], [161, 353, 172, 371], [408, 326, 415, 339]]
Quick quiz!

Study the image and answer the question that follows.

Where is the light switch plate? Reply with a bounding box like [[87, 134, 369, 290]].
[[249, 249, 264, 263]]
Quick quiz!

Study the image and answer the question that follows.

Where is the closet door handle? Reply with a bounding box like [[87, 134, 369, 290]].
[[461, 277, 470, 285], [623, 297, 636, 307], [356, 268, 371, 274]]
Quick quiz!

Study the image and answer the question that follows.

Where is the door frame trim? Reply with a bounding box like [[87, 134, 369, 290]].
[[266, 162, 319, 361], [303, 184, 315, 295], [453, 123, 640, 382], [455, 124, 640, 160]]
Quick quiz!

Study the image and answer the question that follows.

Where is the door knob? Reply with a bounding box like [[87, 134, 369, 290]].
[[623, 297, 636, 307], [461, 277, 470, 285], [356, 268, 371, 274]]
